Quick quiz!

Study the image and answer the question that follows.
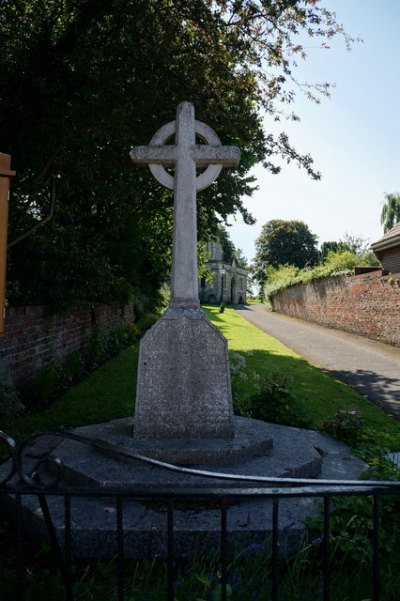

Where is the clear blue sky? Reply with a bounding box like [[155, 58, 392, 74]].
[[228, 0, 400, 262]]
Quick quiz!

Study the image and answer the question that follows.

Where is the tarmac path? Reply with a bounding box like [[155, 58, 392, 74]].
[[235, 304, 400, 419]]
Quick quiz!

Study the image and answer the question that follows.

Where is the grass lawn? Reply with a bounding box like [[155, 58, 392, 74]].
[[2, 306, 400, 451]]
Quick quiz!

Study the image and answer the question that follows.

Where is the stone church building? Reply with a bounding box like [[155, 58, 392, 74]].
[[199, 241, 247, 305]]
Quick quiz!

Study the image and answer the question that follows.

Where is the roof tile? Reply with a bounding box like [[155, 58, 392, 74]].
[[372, 222, 400, 245]]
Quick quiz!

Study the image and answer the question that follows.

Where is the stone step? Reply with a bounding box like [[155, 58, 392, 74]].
[[0, 420, 366, 559]]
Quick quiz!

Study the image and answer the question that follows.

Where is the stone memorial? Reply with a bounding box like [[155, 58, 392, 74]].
[[130, 102, 240, 439], [0, 103, 367, 561]]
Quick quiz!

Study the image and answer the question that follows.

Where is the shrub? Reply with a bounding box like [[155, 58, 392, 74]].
[[230, 354, 311, 428], [135, 313, 159, 337], [30, 358, 64, 405], [322, 409, 365, 447], [28, 323, 135, 406], [87, 323, 135, 370], [62, 352, 85, 385], [0, 383, 24, 417], [242, 371, 311, 428], [307, 480, 400, 584], [265, 250, 370, 302]]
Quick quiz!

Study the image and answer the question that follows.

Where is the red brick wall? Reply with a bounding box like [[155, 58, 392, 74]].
[[271, 271, 400, 347], [0, 303, 135, 386]]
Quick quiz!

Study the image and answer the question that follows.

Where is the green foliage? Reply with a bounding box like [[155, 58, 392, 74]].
[[87, 324, 135, 370], [381, 192, 400, 233], [0, 383, 24, 418], [30, 357, 64, 405], [218, 226, 237, 264], [248, 262, 268, 301], [303, 444, 400, 597], [230, 352, 311, 428], [62, 351, 85, 385], [29, 351, 86, 406], [252, 220, 319, 293], [255, 219, 319, 269], [264, 249, 376, 302], [307, 486, 400, 591], [135, 313, 159, 337], [2, 506, 400, 601], [156, 287, 171, 312], [324, 249, 359, 271], [233, 248, 248, 270], [320, 233, 373, 262], [1, 1, 353, 309], [322, 409, 365, 447], [338, 233, 371, 255], [320, 240, 341, 260], [198, 243, 215, 286], [2, 345, 138, 445], [28, 324, 135, 406]]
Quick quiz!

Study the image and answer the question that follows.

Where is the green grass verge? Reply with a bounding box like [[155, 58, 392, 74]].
[[204, 306, 400, 449], [1, 346, 138, 444], [2, 306, 400, 451]]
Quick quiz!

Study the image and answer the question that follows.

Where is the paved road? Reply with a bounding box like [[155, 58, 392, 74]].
[[235, 304, 400, 419]]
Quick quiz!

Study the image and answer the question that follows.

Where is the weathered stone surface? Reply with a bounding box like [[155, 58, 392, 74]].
[[49, 420, 365, 487], [46, 416, 273, 467], [135, 309, 234, 439], [130, 103, 241, 439], [0, 423, 367, 559], [130, 102, 240, 310]]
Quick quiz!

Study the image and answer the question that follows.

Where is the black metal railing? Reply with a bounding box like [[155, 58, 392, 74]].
[[1, 430, 400, 601]]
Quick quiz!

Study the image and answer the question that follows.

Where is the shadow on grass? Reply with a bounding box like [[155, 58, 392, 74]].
[[230, 348, 400, 445]]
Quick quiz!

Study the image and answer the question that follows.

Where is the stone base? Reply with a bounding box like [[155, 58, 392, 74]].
[[134, 308, 234, 439], [48, 416, 274, 467], [0, 421, 367, 559]]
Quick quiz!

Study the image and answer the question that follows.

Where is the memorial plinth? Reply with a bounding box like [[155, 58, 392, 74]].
[[135, 308, 234, 439]]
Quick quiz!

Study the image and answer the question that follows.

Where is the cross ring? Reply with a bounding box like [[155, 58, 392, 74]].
[[148, 121, 223, 192]]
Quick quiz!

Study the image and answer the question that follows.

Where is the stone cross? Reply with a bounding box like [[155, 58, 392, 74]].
[[130, 103, 240, 440], [130, 101, 240, 308]]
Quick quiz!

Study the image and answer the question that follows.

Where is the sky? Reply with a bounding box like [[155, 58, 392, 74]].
[[228, 0, 400, 262]]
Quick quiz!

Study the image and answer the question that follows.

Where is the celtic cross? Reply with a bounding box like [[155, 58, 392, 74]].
[[130, 102, 240, 308]]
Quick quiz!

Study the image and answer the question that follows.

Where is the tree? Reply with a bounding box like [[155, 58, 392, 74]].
[[0, 1, 352, 308], [381, 193, 400, 233], [234, 248, 249, 270], [254, 220, 318, 279], [320, 241, 340, 262], [218, 227, 237, 264], [248, 262, 268, 302], [320, 234, 370, 262], [213, 226, 248, 267]]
